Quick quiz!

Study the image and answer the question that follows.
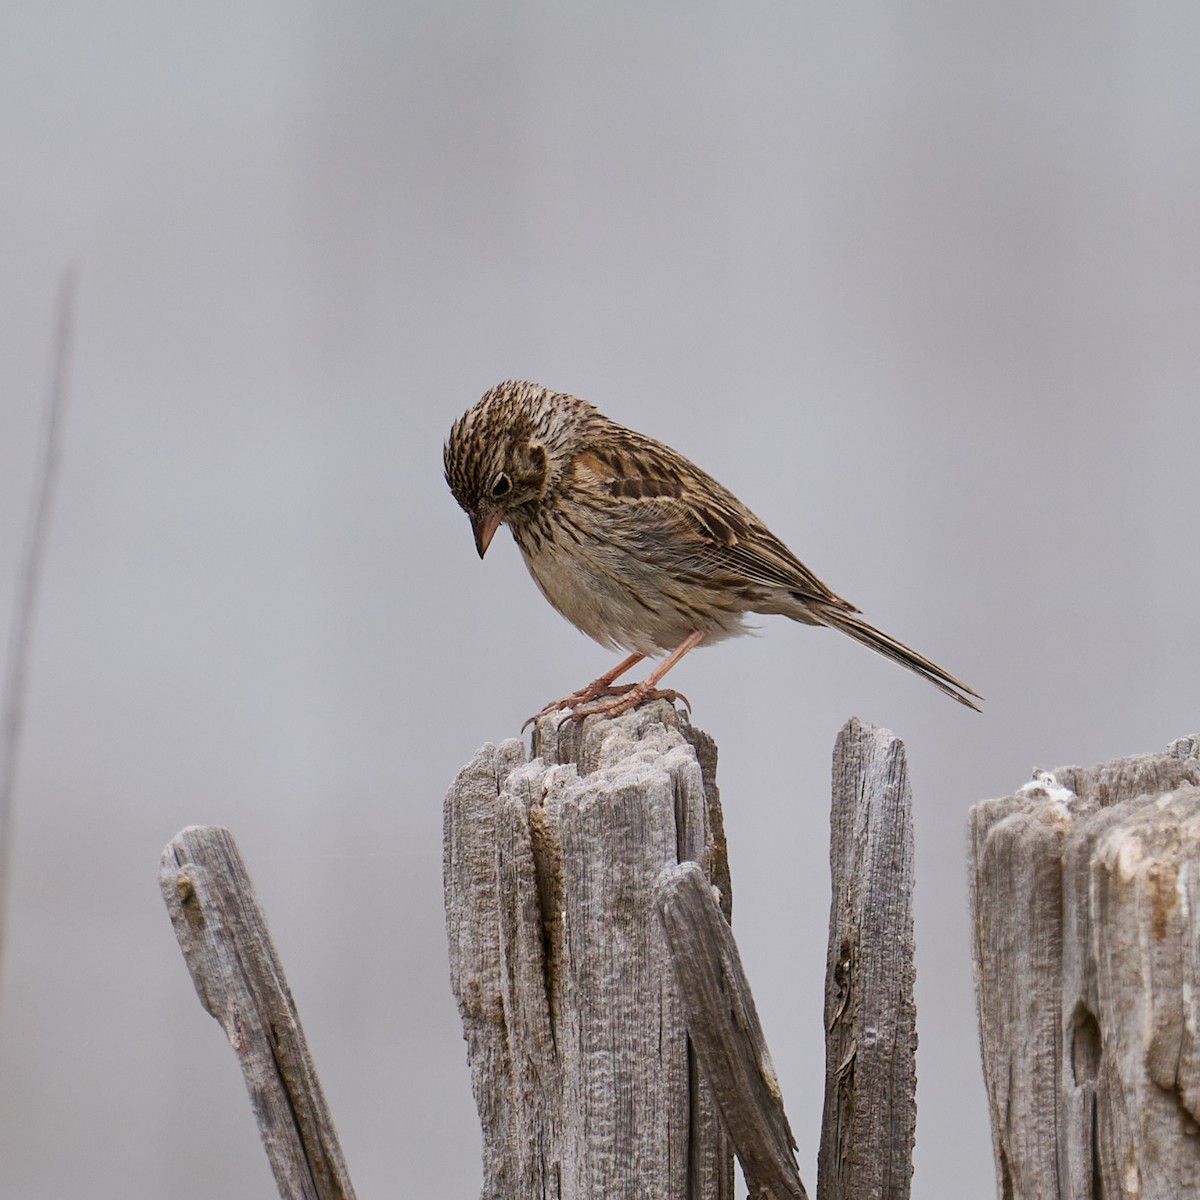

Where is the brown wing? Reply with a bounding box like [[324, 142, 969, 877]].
[[571, 425, 857, 612]]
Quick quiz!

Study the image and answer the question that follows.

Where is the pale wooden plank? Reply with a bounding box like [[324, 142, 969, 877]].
[[818, 718, 917, 1200], [656, 860, 807, 1200], [160, 825, 355, 1200]]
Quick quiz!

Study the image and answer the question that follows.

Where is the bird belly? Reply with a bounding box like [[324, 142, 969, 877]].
[[516, 534, 746, 657]]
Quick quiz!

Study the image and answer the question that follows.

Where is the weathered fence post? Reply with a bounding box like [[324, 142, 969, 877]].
[[819, 719, 917, 1200], [970, 733, 1200, 1200], [159, 712, 923, 1195], [160, 825, 356, 1200], [444, 704, 923, 1198], [443, 700, 740, 1198]]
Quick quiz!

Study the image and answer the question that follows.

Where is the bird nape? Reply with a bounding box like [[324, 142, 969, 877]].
[[444, 380, 981, 722]]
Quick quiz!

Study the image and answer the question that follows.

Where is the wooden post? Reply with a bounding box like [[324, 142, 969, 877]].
[[819, 719, 917, 1200], [656, 861, 808, 1200], [444, 700, 739, 1200], [160, 825, 357, 1200], [443, 700, 740, 1198], [445, 703, 925, 1197], [970, 733, 1200, 1200]]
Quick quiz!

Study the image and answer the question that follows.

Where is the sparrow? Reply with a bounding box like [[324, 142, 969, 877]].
[[444, 380, 981, 722]]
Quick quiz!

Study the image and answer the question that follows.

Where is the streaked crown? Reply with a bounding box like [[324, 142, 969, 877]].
[[443, 380, 594, 518]]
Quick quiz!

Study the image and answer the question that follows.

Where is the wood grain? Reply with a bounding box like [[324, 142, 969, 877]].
[[160, 825, 356, 1200], [818, 718, 917, 1200], [970, 733, 1200, 1199]]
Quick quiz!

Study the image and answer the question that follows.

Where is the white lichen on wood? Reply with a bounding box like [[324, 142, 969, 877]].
[[970, 735, 1200, 1200]]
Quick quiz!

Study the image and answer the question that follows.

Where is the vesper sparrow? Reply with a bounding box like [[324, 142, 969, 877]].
[[444, 380, 981, 720]]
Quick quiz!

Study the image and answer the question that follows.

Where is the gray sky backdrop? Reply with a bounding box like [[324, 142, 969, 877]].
[[2, 4, 1198, 1197]]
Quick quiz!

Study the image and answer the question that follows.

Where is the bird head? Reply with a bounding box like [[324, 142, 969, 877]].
[[443, 380, 592, 557]]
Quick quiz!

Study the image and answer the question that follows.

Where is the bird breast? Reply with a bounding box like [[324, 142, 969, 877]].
[[510, 500, 748, 657]]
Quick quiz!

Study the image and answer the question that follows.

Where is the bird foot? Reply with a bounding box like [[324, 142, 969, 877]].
[[521, 682, 641, 732], [556, 683, 691, 725]]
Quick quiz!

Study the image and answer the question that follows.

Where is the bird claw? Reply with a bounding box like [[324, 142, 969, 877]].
[[522, 639, 699, 730], [555, 686, 691, 725], [521, 684, 640, 732]]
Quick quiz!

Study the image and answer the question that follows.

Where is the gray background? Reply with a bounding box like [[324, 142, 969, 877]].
[[2, 4, 1197, 1196]]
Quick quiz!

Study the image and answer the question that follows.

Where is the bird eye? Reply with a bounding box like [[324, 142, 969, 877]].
[[491, 472, 512, 499]]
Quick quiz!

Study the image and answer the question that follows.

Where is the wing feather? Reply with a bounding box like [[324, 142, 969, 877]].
[[570, 428, 855, 612]]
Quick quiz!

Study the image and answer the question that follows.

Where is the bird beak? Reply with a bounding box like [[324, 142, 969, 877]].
[[471, 507, 504, 558]]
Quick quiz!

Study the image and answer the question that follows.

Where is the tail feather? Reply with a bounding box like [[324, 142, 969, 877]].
[[818, 608, 982, 711]]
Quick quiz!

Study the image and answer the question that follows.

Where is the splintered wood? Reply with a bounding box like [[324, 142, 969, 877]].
[[160, 825, 356, 1200], [819, 719, 917, 1200], [970, 733, 1200, 1200], [444, 705, 926, 1199], [656, 861, 807, 1200], [443, 701, 737, 1199]]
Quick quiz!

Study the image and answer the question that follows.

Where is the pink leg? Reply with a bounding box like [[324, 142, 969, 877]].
[[563, 629, 706, 723], [522, 651, 646, 731]]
